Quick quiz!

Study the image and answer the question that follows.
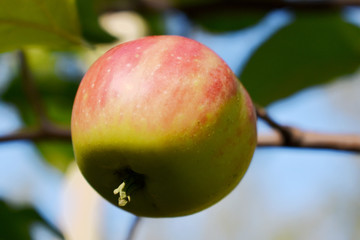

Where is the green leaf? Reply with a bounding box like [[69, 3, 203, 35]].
[[1, 50, 78, 171], [1, 72, 76, 171], [92, 0, 135, 13], [0, 200, 63, 240], [36, 141, 74, 172], [240, 11, 360, 106], [191, 9, 267, 32], [171, 0, 218, 7], [172, 0, 284, 9], [76, 0, 117, 44], [140, 9, 166, 36], [1, 51, 79, 126], [1, 74, 37, 126], [176, 0, 283, 32], [0, 0, 84, 53]]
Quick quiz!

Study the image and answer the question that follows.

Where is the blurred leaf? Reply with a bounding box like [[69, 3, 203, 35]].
[[2, 51, 80, 126], [140, 9, 166, 35], [191, 9, 267, 32], [37, 141, 74, 172], [175, 0, 283, 32], [38, 77, 79, 126], [0, 200, 63, 240], [93, 0, 136, 12], [0, 0, 84, 53], [1, 74, 37, 126], [170, 0, 218, 7], [1, 50, 79, 171], [1, 72, 77, 171], [240, 11, 360, 106], [171, 0, 302, 8], [76, 0, 117, 44]]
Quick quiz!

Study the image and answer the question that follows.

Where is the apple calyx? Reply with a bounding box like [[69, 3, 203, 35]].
[[113, 182, 130, 206], [113, 170, 144, 207]]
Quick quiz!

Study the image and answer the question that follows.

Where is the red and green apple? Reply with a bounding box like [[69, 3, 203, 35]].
[[71, 35, 257, 217]]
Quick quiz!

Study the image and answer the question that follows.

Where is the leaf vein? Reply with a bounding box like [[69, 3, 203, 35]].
[[0, 18, 83, 46]]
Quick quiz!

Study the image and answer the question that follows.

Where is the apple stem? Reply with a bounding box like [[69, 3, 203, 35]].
[[113, 171, 144, 207], [113, 182, 130, 206]]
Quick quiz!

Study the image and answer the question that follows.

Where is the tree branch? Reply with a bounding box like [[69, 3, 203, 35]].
[[0, 51, 73, 144], [0, 126, 71, 143], [258, 130, 360, 152], [256, 105, 294, 146], [256, 106, 360, 153], [1, 70, 360, 154], [0, 122, 359, 153]]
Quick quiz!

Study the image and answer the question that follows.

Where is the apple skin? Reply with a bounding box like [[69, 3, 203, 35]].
[[71, 35, 257, 217]]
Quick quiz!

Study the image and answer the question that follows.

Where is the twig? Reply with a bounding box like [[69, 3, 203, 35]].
[[0, 127, 71, 143], [256, 105, 360, 152], [0, 76, 359, 153], [0, 123, 359, 152], [255, 105, 294, 146], [126, 216, 141, 240], [258, 130, 360, 152]]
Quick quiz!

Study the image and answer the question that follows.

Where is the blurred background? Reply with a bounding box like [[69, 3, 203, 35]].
[[0, 0, 360, 239]]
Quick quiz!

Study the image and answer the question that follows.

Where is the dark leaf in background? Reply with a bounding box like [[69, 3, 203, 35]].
[[0, 200, 63, 240], [0, 0, 84, 53], [240, 11, 360, 106], [1, 74, 37, 126], [1, 50, 79, 171], [190, 9, 267, 32], [36, 141, 74, 172], [1, 71, 75, 171], [168, 0, 284, 8], [93, 0, 136, 12], [179, 0, 287, 32], [76, 0, 117, 44], [169, 0, 218, 7], [140, 9, 167, 36], [1, 60, 79, 126]]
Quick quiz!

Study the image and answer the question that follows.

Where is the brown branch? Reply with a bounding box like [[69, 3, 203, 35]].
[[0, 52, 72, 143], [255, 105, 295, 146], [0, 123, 359, 152], [256, 105, 360, 152], [0, 126, 71, 143], [0, 79, 358, 153], [258, 130, 360, 152]]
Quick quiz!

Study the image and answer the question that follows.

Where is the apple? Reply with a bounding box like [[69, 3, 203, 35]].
[[71, 35, 257, 217]]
